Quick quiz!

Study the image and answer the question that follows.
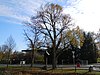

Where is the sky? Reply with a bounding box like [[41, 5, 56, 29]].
[[0, 0, 100, 51]]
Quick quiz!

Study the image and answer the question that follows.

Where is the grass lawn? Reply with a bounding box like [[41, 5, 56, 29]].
[[0, 66, 100, 75], [47, 69, 100, 75]]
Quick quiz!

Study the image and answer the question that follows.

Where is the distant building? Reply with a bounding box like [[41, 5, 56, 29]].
[[22, 49, 45, 55]]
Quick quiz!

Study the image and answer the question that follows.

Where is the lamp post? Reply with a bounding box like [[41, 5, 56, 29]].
[[72, 51, 75, 64], [72, 51, 76, 72]]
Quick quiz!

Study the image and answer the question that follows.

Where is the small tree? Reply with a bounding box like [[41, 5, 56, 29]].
[[24, 27, 41, 67], [5, 36, 16, 67], [0, 45, 6, 62]]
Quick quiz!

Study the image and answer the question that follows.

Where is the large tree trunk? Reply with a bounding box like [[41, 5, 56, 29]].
[[31, 49, 34, 67], [52, 52, 56, 69], [52, 45, 57, 69], [31, 56, 34, 67]]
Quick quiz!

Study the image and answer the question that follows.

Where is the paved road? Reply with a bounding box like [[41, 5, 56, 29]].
[[0, 64, 92, 68], [1, 63, 100, 71], [1, 63, 100, 70]]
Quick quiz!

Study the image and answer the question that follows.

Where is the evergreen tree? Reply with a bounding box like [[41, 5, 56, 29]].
[[80, 32, 97, 63]]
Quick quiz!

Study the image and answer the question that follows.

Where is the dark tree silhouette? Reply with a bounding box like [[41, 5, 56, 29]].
[[80, 32, 97, 63], [25, 3, 73, 69], [24, 28, 41, 67]]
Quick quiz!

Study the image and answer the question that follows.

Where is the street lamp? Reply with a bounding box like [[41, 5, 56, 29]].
[[72, 51, 76, 72], [72, 51, 75, 64]]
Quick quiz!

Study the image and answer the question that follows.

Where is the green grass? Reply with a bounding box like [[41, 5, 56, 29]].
[[47, 69, 100, 75], [0, 66, 100, 75], [47, 69, 87, 73]]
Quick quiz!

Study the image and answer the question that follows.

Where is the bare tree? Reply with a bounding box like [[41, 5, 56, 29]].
[[24, 27, 41, 67], [26, 3, 74, 69], [5, 36, 16, 67]]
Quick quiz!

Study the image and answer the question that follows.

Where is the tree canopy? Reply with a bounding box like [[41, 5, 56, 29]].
[[25, 3, 74, 69]]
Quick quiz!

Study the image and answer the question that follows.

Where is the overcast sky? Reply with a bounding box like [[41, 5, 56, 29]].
[[0, 0, 100, 51]]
